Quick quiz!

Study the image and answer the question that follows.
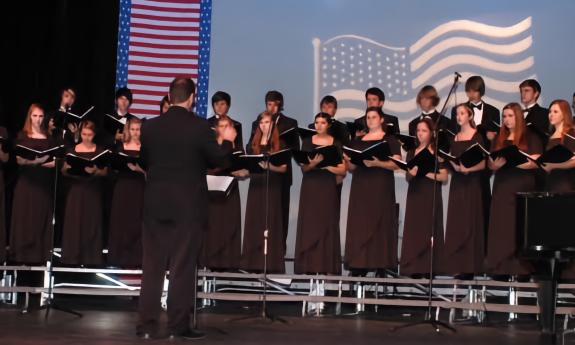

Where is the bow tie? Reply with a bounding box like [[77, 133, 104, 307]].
[[470, 103, 483, 110]]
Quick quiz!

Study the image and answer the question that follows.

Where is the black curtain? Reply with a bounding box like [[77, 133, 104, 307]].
[[0, 0, 120, 133]]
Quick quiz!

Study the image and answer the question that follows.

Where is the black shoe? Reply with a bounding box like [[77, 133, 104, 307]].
[[169, 329, 206, 341]]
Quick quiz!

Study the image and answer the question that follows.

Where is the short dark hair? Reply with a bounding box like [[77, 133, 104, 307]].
[[169, 77, 196, 104], [115, 87, 133, 105], [211, 91, 231, 108], [265, 90, 284, 110], [465, 76, 485, 96], [320, 95, 338, 109], [365, 87, 385, 102], [519, 79, 542, 94]]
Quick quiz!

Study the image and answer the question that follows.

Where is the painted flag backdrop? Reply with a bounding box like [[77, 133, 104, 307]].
[[115, 0, 212, 118]]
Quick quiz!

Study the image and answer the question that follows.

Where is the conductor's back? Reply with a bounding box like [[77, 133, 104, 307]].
[[137, 77, 237, 340]]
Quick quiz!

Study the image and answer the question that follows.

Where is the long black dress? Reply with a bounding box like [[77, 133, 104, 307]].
[[485, 132, 542, 275], [241, 145, 285, 273], [344, 135, 400, 271], [107, 145, 145, 267], [61, 147, 106, 265], [0, 127, 7, 262], [544, 129, 575, 278], [10, 132, 58, 264], [442, 132, 485, 275], [545, 129, 575, 192], [294, 137, 342, 274], [400, 148, 445, 276]]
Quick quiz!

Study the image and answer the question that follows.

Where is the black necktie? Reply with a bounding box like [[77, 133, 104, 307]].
[[470, 103, 483, 111]]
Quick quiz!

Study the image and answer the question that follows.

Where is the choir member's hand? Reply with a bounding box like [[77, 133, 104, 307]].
[[33, 155, 50, 165], [459, 164, 470, 175], [221, 125, 237, 144], [342, 153, 350, 162], [127, 162, 145, 174], [408, 166, 419, 177], [308, 153, 324, 168], [490, 157, 507, 170], [541, 162, 554, 174], [68, 122, 78, 133], [258, 161, 269, 170], [355, 130, 366, 137], [450, 161, 461, 172], [85, 165, 97, 175], [363, 157, 381, 168], [486, 131, 497, 141], [231, 169, 249, 178], [42, 160, 56, 168], [115, 131, 123, 141]]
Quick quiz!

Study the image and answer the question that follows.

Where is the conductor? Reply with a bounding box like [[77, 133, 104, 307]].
[[136, 77, 237, 340]]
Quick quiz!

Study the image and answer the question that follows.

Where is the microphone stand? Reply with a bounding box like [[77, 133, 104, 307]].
[[231, 120, 287, 324], [391, 72, 460, 333], [30, 156, 82, 319]]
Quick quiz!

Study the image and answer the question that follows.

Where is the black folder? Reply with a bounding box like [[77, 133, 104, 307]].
[[14, 144, 65, 162], [392, 148, 437, 177], [537, 144, 574, 164], [65, 150, 110, 175], [293, 145, 341, 169], [64, 106, 95, 125], [104, 113, 128, 134], [111, 151, 143, 171], [233, 148, 292, 173], [439, 142, 489, 168], [489, 145, 535, 169], [298, 127, 317, 139], [342, 141, 391, 167], [396, 133, 417, 151]]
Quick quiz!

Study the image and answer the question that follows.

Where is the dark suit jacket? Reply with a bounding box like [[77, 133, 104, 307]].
[[451, 101, 500, 137], [207, 115, 244, 150], [248, 112, 299, 185], [408, 111, 454, 137], [353, 112, 400, 136], [524, 103, 550, 143], [140, 106, 233, 226]]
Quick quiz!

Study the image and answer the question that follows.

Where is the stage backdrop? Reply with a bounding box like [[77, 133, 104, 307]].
[[206, 0, 575, 271]]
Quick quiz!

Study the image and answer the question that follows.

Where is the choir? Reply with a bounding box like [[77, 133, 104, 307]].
[[1, 76, 575, 282]]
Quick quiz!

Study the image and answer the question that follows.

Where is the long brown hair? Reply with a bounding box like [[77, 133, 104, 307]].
[[549, 99, 574, 143], [455, 103, 476, 129], [495, 102, 527, 151], [416, 117, 437, 151], [251, 111, 280, 154], [22, 103, 47, 136], [122, 117, 143, 143]]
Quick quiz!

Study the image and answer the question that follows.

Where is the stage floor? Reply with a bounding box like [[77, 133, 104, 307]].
[[0, 297, 562, 344]]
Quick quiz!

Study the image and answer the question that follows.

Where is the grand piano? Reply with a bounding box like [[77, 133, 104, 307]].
[[517, 191, 575, 339]]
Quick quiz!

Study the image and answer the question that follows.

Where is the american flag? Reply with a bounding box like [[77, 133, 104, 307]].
[[115, 0, 212, 118], [314, 17, 537, 128]]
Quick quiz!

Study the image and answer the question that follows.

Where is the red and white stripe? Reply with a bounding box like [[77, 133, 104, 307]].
[[127, 0, 201, 116]]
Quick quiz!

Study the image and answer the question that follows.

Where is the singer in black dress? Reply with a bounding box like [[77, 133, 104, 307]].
[[485, 103, 542, 276], [0, 126, 9, 262], [443, 104, 486, 276], [61, 121, 108, 265], [200, 116, 243, 270], [10, 104, 59, 264], [241, 112, 287, 273], [542, 100, 575, 192], [400, 118, 448, 276], [107, 118, 145, 267], [344, 107, 401, 272], [294, 113, 346, 274]]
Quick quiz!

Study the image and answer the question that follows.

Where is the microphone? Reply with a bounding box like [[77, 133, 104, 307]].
[[454, 71, 462, 79]]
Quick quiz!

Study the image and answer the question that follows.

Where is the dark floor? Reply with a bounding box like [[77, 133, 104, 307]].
[[0, 297, 568, 345]]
